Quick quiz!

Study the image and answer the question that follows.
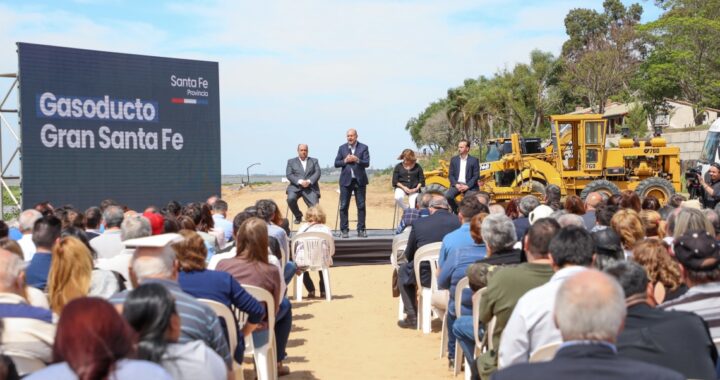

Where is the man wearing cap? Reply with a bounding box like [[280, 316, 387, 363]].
[[397, 196, 460, 328], [661, 230, 720, 339], [334, 129, 370, 238], [109, 233, 232, 368], [606, 261, 717, 380], [499, 226, 595, 368], [286, 144, 321, 225], [445, 139, 480, 214], [699, 163, 720, 209]]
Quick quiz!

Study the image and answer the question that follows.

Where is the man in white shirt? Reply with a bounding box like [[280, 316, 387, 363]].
[[286, 144, 321, 224], [90, 205, 125, 259], [17, 209, 41, 261], [211, 200, 234, 243], [498, 226, 595, 368], [445, 139, 480, 213], [96, 214, 152, 290]]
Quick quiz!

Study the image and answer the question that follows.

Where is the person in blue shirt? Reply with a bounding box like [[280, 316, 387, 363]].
[[438, 196, 488, 269], [173, 229, 265, 362], [25, 215, 62, 290]]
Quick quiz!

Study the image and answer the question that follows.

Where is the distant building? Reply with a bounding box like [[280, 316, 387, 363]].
[[569, 99, 720, 134]]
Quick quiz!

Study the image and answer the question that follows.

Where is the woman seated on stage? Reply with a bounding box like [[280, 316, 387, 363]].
[[295, 206, 333, 298], [392, 149, 425, 210]]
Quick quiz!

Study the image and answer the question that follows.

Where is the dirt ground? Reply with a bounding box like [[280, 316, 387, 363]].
[[226, 180, 457, 379]]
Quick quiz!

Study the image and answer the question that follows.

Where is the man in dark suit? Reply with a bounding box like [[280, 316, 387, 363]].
[[334, 129, 370, 238], [491, 270, 683, 380], [286, 144, 321, 224], [605, 261, 717, 380], [445, 139, 480, 213], [397, 196, 461, 328]]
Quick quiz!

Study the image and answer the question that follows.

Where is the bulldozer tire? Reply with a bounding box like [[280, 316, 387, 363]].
[[580, 180, 620, 200], [635, 178, 675, 205], [423, 183, 448, 195]]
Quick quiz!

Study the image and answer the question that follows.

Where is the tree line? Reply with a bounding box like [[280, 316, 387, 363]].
[[406, 0, 720, 155]]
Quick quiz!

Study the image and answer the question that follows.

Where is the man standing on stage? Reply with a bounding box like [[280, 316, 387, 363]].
[[334, 129, 370, 238], [445, 139, 479, 213], [286, 144, 321, 224]]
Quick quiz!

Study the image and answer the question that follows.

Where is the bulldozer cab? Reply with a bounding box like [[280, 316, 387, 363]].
[[551, 114, 606, 177]]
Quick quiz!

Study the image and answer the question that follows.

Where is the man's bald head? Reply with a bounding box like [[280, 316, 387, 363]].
[[554, 270, 626, 343], [585, 192, 603, 210]]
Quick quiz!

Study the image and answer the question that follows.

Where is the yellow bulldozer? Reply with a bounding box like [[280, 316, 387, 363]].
[[424, 114, 681, 204]]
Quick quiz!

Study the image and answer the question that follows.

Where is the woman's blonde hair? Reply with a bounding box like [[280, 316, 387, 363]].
[[48, 236, 93, 314], [639, 210, 665, 239], [611, 209, 644, 250], [632, 238, 682, 291], [304, 206, 327, 224]]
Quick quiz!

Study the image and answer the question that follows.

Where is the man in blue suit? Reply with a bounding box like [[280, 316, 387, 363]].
[[334, 129, 370, 238], [445, 139, 480, 213]]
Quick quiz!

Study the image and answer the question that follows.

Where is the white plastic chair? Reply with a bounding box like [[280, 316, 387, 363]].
[[472, 288, 488, 372], [413, 241, 443, 333], [450, 277, 470, 373], [529, 341, 562, 363], [200, 299, 244, 380], [237, 285, 277, 380], [291, 231, 335, 302], [391, 232, 410, 321], [5, 351, 46, 377]]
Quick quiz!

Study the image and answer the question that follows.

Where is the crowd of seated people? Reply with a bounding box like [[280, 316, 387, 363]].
[[395, 188, 720, 380], [0, 196, 314, 378]]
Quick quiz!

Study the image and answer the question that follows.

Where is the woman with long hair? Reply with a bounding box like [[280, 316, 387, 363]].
[[174, 229, 264, 362], [123, 283, 227, 380], [392, 149, 425, 210], [26, 298, 171, 380], [632, 238, 687, 303], [295, 206, 334, 298], [216, 217, 293, 376]]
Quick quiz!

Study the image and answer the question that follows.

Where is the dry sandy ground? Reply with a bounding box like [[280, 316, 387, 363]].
[[226, 180, 457, 379]]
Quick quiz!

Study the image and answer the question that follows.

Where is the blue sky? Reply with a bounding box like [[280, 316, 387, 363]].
[[0, 0, 663, 175]]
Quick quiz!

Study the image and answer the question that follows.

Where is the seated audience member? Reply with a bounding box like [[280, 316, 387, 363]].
[[17, 209, 42, 261], [658, 194, 685, 220], [25, 216, 61, 290], [439, 196, 487, 268], [504, 198, 521, 220], [47, 236, 120, 313], [591, 228, 624, 270], [489, 203, 505, 215], [216, 218, 293, 376], [256, 200, 289, 259], [123, 283, 228, 380], [0, 239, 48, 309], [661, 230, 720, 339], [397, 196, 460, 328], [174, 229, 264, 362], [295, 206, 334, 298], [26, 297, 172, 380], [165, 201, 182, 218], [582, 192, 603, 230], [610, 209, 644, 258], [476, 213, 521, 265], [395, 192, 432, 234], [591, 203, 617, 232], [58, 207, 84, 230], [492, 270, 684, 380], [639, 210, 665, 239], [182, 203, 222, 257], [528, 205, 553, 225], [90, 205, 125, 259], [475, 218, 559, 379], [556, 213, 584, 228], [439, 212, 489, 371], [0, 249, 55, 363], [703, 209, 720, 241], [672, 208, 714, 240], [109, 233, 232, 368], [641, 195, 661, 211], [84, 206, 102, 240], [543, 184, 562, 211], [563, 195, 584, 217], [211, 199, 234, 243], [475, 191, 491, 206], [96, 215, 152, 290], [632, 239, 687, 303], [620, 189, 642, 212], [499, 226, 595, 368], [142, 211, 165, 236], [512, 196, 539, 240], [605, 261, 717, 380]]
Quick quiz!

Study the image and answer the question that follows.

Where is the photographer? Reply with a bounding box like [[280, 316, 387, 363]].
[[699, 163, 720, 209]]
